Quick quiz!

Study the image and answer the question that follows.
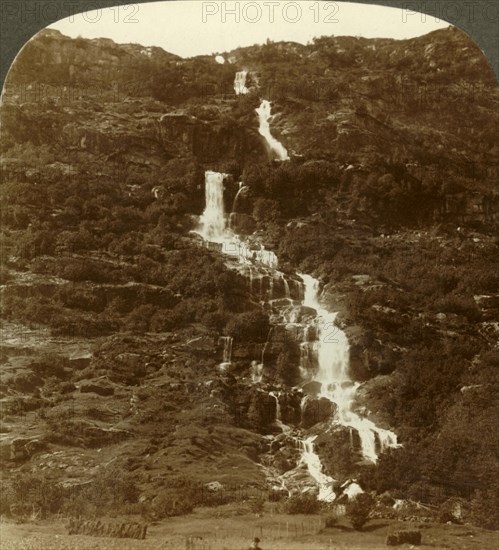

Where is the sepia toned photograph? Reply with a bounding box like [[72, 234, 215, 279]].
[[0, 1, 498, 548]]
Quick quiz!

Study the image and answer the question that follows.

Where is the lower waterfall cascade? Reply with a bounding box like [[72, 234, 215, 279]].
[[196, 167, 398, 499]]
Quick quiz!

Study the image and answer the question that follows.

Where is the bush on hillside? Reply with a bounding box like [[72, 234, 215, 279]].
[[283, 494, 320, 514], [346, 492, 374, 531], [471, 487, 499, 530]]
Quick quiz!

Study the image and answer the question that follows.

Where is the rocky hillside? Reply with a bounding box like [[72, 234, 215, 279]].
[[0, 27, 498, 527]]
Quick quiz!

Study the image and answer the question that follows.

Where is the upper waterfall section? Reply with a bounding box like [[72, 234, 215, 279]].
[[256, 100, 289, 161], [234, 70, 249, 95]]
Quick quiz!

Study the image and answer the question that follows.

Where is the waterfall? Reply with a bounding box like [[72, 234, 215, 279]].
[[232, 185, 248, 212], [198, 171, 226, 242], [270, 391, 292, 434], [299, 340, 311, 377], [269, 276, 274, 301], [197, 172, 278, 269], [282, 274, 291, 299], [261, 328, 273, 367], [255, 100, 289, 161], [195, 168, 399, 499], [299, 274, 398, 462], [272, 271, 291, 301], [220, 336, 233, 364], [300, 395, 309, 413], [298, 436, 336, 502], [254, 245, 278, 269], [269, 391, 281, 421], [218, 335, 233, 372], [250, 360, 263, 383], [342, 480, 364, 500], [234, 71, 249, 95]]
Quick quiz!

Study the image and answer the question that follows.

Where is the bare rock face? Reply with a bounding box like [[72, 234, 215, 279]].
[[158, 112, 264, 163]]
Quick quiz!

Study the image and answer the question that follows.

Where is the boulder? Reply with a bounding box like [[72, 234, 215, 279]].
[[279, 391, 303, 425], [302, 381, 322, 396], [301, 397, 336, 428], [205, 481, 224, 492]]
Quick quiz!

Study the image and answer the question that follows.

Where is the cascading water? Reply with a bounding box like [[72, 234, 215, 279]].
[[282, 276, 291, 300], [234, 70, 249, 95], [231, 184, 248, 212], [269, 391, 280, 420], [300, 274, 398, 462], [270, 391, 292, 434], [198, 171, 227, 242], [255, 100, 289, 161], [250, 360, 263, 383], [221, 336, 233, 364], [298, 436, 335, 502], [196, 172, 277, 270], [217, 336, 233, 372], [342, 480, 364, 500], [196, 162, 398, 497]]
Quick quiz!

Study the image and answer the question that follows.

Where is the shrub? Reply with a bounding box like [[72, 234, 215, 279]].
[[62, 467, 139, 517], [32, 353, 69, 378], [283, 494, 320, 515], [324, 513, 339, 527], [471, 488, 499, 530], [249, 496, 266, 514], [438, 498, 465, 524], [59, 381, 76, 394], [150, 489, 197, 519], [1, 473, 65, 519], [434, 295, 481, 322], [346, 492, 374, 531]]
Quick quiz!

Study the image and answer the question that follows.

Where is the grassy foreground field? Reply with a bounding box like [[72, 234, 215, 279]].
[[1, 511, 498, 550]]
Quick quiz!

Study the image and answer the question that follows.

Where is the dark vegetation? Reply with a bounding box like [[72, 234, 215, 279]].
[[283, 494, 321, 515], [346, 493, 375, 531], [0, 469, 241, 521], [1, 26, 498, 528]]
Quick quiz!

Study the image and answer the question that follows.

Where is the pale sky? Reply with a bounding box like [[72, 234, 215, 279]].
[[48, 1, 451, 58]]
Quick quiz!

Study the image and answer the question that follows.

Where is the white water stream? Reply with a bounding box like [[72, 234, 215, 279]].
[[234, 70, 249, 95], [255, 100, 289, 161], [300, 275, 398, 463], [195, 88, 397, 497]]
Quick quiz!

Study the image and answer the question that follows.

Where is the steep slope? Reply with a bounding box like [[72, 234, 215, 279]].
[[0, 26, 498, 527]]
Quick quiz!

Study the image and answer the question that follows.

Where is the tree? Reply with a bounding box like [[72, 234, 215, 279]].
[[471, 482, 499, 530], [283, 494, 320, 514], [346, 492, 374, 531]]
